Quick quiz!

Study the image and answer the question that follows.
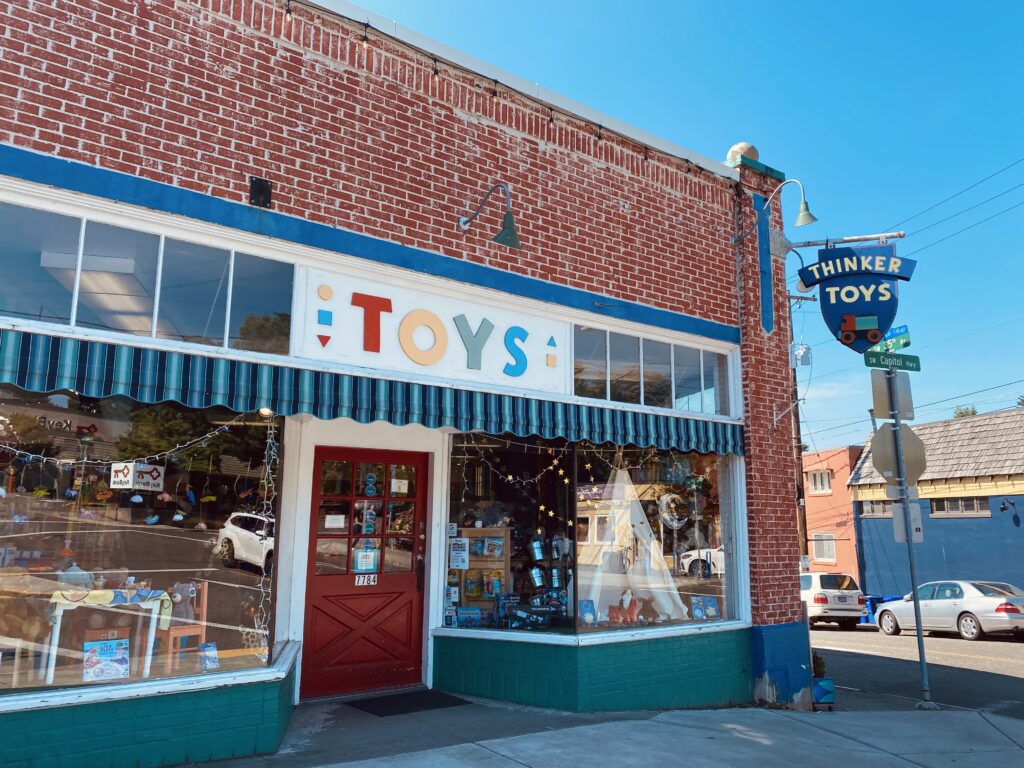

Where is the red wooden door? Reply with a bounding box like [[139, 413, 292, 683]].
[[301, 447, 428, 698]]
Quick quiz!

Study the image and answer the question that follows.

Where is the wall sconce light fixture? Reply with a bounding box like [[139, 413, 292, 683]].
[[458, 182, 521, 249]]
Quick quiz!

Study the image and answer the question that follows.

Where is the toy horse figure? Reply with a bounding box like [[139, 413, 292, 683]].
[[638, 596, 659, 623]]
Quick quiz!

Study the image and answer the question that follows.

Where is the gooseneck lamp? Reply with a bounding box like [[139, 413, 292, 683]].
[[458, 182, 521, 249], [733, 178, 816, 243]]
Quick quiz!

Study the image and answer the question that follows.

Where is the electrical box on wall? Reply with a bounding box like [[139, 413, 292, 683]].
[[249, 176, 273, 208]]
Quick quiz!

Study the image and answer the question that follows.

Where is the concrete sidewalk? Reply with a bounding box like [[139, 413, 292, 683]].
[[216, 694, 1024, 768]]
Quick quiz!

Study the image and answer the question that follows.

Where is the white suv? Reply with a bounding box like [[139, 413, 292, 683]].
[[216, 513, 274, 574], [801, 572, 867, 630]]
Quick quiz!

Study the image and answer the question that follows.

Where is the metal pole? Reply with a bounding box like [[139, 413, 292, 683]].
[[886, 367, 938, 710]]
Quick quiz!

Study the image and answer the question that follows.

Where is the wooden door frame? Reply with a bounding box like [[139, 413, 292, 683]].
[[300, 445, 430, 699]]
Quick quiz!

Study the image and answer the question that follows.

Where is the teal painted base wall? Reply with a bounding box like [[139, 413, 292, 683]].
[[0, 666, 295, 768], [433, 629, 752, 711]]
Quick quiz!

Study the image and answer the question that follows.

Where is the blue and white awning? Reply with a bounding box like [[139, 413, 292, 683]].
[[0, 329, 743, 455]]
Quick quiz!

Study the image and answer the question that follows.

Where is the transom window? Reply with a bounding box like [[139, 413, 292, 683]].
[[572, 325, 731, 415], [0, 200, 294, 355], [930, 497, 991, 517], [861, 499, 894, 517]]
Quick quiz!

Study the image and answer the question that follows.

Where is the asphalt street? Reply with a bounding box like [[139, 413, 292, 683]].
[[812, 624, 1024, 719]]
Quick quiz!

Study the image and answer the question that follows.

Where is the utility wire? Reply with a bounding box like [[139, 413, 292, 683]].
[[885, 156, 1024, 230], [906, 180, 1024, 237], [903, 198, 1024, 256], [801, 377, 1024, 439]]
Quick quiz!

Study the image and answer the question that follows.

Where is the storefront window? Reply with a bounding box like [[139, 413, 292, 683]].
[[608, 333, 640, 404], [642, 340, 672, 409], [0, 201, 294, 357], [229, 253, 293, 355], [156, 239, 231, 346], [0, 386, 279, 692], [573, 326, 607, 399], [0, 201, 81, 325], [75, 222, 161, 337], [445, 434, 734, 634], [575, 444, 731, 631]]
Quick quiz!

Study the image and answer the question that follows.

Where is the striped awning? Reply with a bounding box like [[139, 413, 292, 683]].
[[0, 329, 743, 455]]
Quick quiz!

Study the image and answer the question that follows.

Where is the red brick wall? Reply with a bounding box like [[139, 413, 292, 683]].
[[0, 0, 801, 625]]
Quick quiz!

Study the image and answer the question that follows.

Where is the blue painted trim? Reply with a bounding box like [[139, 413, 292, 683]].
[[750, 621, 811, 704], [0, 143, 740, 344], [753, 194, 774, 334]]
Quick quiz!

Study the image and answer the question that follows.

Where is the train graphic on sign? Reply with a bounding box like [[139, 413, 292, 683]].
[[838, 314, 883, 347]]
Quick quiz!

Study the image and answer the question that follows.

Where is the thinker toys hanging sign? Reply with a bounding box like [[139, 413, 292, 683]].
[[798, 244, 916, 353]]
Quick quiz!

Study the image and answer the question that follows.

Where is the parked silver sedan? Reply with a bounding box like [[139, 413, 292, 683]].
[[876, 580, 1024, 641]]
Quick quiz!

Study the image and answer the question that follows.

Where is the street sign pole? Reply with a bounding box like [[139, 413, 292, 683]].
[[886, 366, 938, 710]]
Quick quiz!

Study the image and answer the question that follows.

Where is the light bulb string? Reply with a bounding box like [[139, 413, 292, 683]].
[[0, 411, 254, 469]]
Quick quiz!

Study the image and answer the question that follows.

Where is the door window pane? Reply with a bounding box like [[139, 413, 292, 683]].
[[229, 253, 293, 355], [702, 351, 730, 415], [75, 222, 160, 336], [356, 463, 385, 497], [642, 339, 672, 408], [351, 539, 381, 573], [320, 461, 353, 496], [916, 584, 937, 601], [0, 202, 81, 325], [609, 333, 640, 404], [388, 464, 416, 498], [318, 500, 351, 534], [384, 538, 414, 572], [673, 345, 702, 411], [353, 500, 383, 534], [573, 326, 607, 399], [157, 239, 230, 346], [387, 502, 415, 533], [316, 538, 349, 574]]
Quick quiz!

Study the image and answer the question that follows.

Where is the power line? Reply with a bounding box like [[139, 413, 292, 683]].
[[885, 156, 1024, 230], [906, 180, 1024, 238], [800, 377, 1024, 439], [903, 198, 1024, 256]]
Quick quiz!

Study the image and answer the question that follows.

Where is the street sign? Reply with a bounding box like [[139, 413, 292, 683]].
[[872, 369, 914, 420], [893, 502, 924, 543], [868, 333, 911, 354], [886, 485, 919, 500], [871, 424, 927, 485], [884, 324, 908, 340], [864, 351, 921, 372]]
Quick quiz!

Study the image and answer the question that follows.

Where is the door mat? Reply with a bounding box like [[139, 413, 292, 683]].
[[347, 689, 470, 717]]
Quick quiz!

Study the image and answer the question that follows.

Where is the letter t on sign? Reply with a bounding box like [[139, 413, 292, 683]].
[[351, 293, 393, 353]]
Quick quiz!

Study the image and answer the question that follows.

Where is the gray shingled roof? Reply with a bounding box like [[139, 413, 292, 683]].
[[848, 407, 1024, 486]]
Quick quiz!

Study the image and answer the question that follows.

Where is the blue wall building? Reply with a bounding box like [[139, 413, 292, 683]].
[[849, 408, 1024, 597]]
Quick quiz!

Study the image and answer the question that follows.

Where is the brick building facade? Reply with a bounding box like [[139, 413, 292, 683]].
[[0, 1, 809, 765]]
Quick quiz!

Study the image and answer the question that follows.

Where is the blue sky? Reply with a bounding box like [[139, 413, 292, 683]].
[[324, 1, 1024, 448]]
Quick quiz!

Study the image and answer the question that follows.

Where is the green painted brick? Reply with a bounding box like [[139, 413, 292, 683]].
[[0, 667, 295, 768], [434, 629, 752, 712]]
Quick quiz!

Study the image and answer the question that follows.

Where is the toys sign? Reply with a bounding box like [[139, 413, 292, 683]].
[[109, 462, 166, 492], [798, 244, 916, 354]]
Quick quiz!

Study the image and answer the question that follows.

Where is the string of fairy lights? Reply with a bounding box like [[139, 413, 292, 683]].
[[452, 433, 714, 532], [252, 415, 278, 663]]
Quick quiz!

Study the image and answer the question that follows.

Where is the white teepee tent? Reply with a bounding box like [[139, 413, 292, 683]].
[[577, 468, 688, 622]]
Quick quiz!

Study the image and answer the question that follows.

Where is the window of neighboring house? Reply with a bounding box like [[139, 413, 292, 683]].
[[930, 497, 991, 517], [861, 499, 894, 517], [811, 532, 837, 562], [807, 470, 832, 494]]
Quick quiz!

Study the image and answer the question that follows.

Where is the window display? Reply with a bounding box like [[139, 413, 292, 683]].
[[0, 386, 279, 692], [446, 434, 734, 634]]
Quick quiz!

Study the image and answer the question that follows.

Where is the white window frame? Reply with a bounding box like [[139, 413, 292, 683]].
[[0, 176, 743, 425], [811, 531, 836, 563], [807, 470, 832, 495], [929, 496, 992, 519]]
